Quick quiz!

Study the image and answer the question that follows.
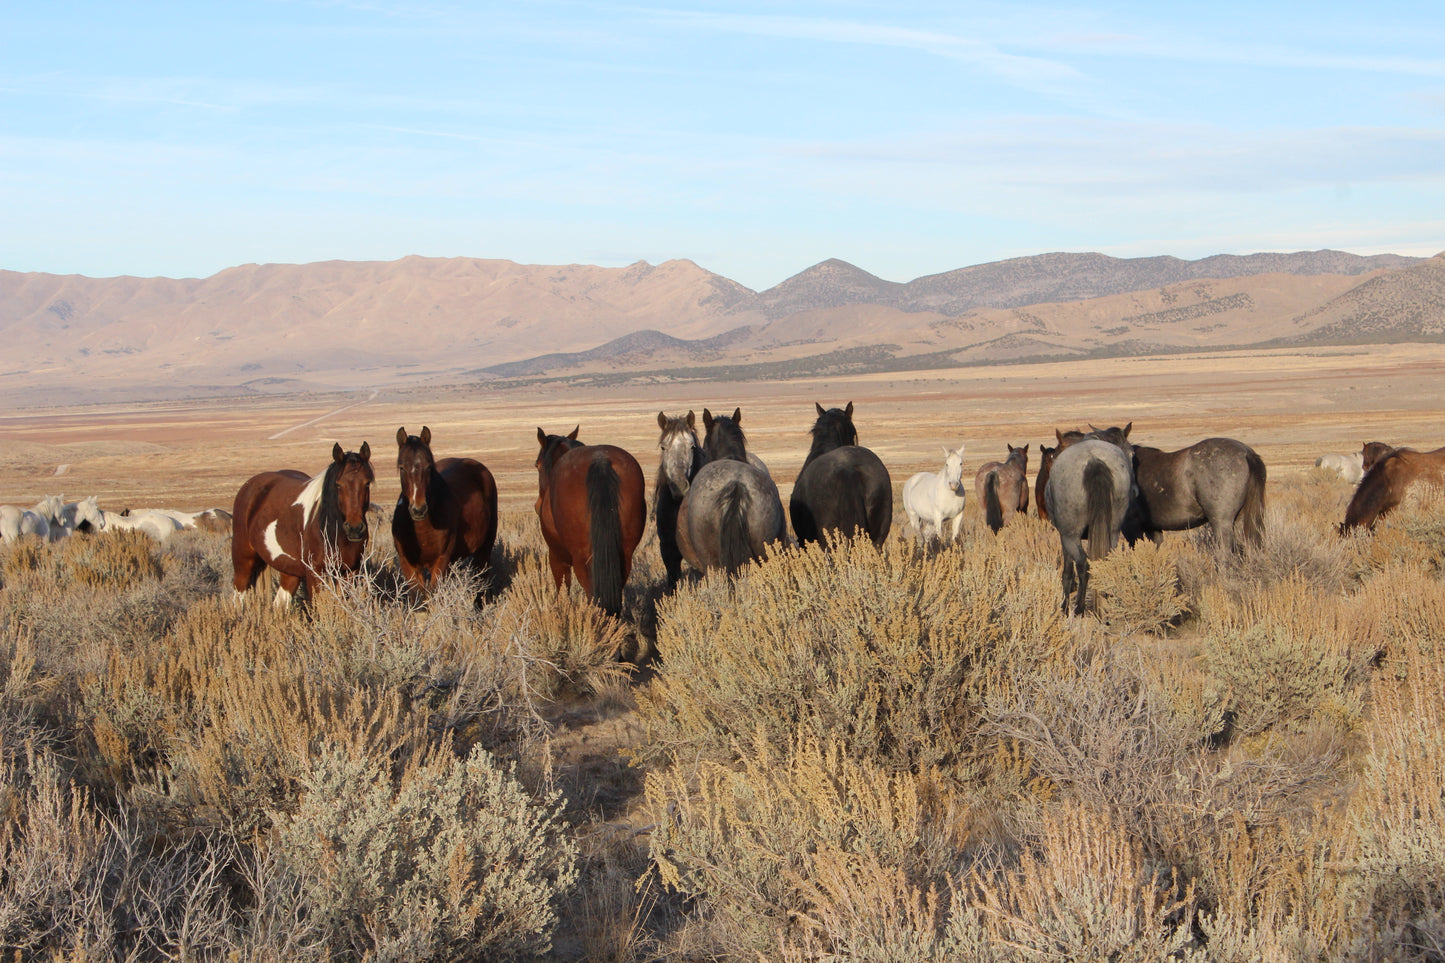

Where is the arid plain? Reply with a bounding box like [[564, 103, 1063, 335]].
[[1, 341, 1442, 519]]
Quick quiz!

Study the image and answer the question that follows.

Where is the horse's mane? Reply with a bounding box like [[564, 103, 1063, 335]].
[[706, 415, 748, 462], [805, 408, 856, 464]]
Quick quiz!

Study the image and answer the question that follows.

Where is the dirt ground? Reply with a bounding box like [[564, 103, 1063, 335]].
[[1, 343, 1443, 515]]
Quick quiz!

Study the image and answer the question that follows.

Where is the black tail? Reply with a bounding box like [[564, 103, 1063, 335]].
[[1240, 450, 1267, 548], [587, 457, 625, 616], [984, 472, 1004, 533], [1083, 459, 1116, 560], [718, 480, 752, 576]]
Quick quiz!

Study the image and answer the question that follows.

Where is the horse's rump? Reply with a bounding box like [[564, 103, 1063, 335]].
[[791, 446, 891, 546]]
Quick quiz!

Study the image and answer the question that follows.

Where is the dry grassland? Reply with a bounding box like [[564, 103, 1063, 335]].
[[1, 344, 1443, 961]]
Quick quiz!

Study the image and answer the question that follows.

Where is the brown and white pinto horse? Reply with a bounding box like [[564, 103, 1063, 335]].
[[232, 442, 375, 607], [975, 443, 1030, 533], [535, 427, 646, 616], [1341, 444, 1445, 534], [392, 426, 499, 599]]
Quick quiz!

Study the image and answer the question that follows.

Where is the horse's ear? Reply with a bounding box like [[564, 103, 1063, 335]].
[[1123, 422, 1132, 438], [536, 427, 547, 447], [420, 426, 431, 446], [1055, 429, 1064, 444], [732, 407, 741, 424], [397, 426, 408, 446], [332, 442, 344, 463], [657, 411, 668, 430], [815, 402, 826, 416], [568, 425, 580, 441], [702, 408, 714, 430], [940, 445, 949, 459], [686, 410, 695, 429], [360, 441, 371, 462], [1022, 443, 1030, 454], [845, 401, 854, 417]]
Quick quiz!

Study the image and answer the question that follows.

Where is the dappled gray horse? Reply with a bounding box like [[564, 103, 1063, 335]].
[[674, 407, 786, 577], [1044, 424, 1135, 615]]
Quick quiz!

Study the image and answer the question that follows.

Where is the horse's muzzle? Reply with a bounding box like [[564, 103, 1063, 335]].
[[409, 503, 429, 520], [343, 523, 368, 542]]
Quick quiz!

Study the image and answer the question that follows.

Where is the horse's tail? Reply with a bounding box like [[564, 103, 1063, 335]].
[[1240, 450, 1267, 548], [587, 456, 626, 616], [1084, 459, 1116, 560], [719, 479, 753, 577], [984, 472, 1004, 533]]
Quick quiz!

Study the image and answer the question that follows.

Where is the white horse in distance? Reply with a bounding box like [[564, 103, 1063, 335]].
[[1315, 451, 1364, 484], [0, 504, 50, 543], [902, 444, 969, 543]]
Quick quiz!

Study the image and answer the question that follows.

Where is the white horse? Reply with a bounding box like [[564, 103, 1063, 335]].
[[0, 504, 50, 543], [101, 508, 186, 542], [32, 495, 71, 541], [1315, 451, 1364, 484], [902, 444, 968, 543]]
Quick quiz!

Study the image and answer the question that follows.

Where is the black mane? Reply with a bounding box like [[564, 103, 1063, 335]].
[[706, 415, 749, 463], [805, 407, 857, 466]]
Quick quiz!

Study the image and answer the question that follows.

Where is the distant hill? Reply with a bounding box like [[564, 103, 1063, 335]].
[[0, 249, 1436, 403]]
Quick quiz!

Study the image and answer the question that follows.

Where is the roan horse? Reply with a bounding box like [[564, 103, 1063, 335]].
[[392, 426, 499, 599], [902, 444, 968, 543], [1129, 437, 1266, 553], [654, 411, 707, 590], [670, 408, 786, 577], [535, 427, 646, 616], [789, 402, 893, 548], [1035, 428, 1087, 523], [1340, 444, 1445, 534], [1044, 424, 1135, 615], [975, 443, 1030, 533], [231, 442, 376, 607]]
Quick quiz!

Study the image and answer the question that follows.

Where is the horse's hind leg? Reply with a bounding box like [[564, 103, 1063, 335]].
[[948, 511, 965, 542]]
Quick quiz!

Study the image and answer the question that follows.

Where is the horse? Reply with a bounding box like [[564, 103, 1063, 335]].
[[1044, 424, 1135, 615], [1315, 451, 1364, 484], [103, 508, 186, 541], [64, 495, 107, 534], [231, 442, 375, 608], [1340, 445, 1445, 534], [535, 427, 646, 616], [975, 444, 1030, 533], [668, 408, 786, 577], [392, 426, 499, 599], [0, 505, 50, 544], [902, 444, 968, 543], [654, 412, 707, 591], [1130, 437, 1266, 553], [789, 402, 893, 548], [32, 495, 70, 540], [1361, 442, 1397, 474]]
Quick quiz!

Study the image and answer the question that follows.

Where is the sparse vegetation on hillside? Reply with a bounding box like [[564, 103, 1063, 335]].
[[0, 474, 1442, 960]]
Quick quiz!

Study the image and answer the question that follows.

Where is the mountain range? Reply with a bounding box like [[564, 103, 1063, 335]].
[[0, 249, 1440, 404]]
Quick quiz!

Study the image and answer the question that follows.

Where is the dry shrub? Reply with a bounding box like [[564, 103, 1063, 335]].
[[1090, 539, 1188, 636], [1355, 486, 1445, 576], [57, 528, 165, 587], [269, 744, 577, 962], [638, 535, 1069, 774], [1197, 579, 1380, 739], [646, 732, 966, 959]]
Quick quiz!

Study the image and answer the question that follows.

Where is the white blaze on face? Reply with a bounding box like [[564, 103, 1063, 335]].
[[263, 521, 290, 561]]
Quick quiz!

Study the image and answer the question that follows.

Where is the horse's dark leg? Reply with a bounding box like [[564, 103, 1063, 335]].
[[1060, 556, 1076, 614], [1074, 558, 1091, 616]]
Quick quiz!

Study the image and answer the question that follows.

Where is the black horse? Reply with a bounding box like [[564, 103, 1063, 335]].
[[789, 402, 892, 547]]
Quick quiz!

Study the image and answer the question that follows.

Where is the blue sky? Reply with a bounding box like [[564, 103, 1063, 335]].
[[2, 1, 1442, 290]]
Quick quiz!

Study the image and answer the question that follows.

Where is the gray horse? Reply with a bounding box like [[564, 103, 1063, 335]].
[[1130, 437, 1266, 553], [1044, 424, 1135, 615]]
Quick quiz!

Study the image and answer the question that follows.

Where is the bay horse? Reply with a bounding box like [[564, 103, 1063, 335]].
[[1044, 424, 1134, 615], [1129, 437, 1266, 553], [1340, 444, 1445, 534], [392, 426, 499, 599], [902, 444, 968, 543], [1360, 441, 1397, 474], [789, 402, 893, 548], [975, 443, 1030, 533], [654, 411, 706, 590], [670, 408, 785, 577], [536, 427, 646, 616], [231, 442, 375, 607]]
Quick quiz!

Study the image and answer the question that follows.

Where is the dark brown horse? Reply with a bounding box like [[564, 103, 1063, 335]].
[[232, 442, 375, 607], [391, 426, 499, 599], [1341, 445, 1445, 534], [1361, 441, 1397, 474], [975, 443, 1029, 533], [654, 411, 706, 591], [535, 427, 646, 616], [1129, 437, 1266, 552], [789, 402, 892, 547]]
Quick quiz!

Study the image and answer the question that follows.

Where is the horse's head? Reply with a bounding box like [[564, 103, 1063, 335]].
[[70, 495, 105, 533], [536, 426, 583, 484], [941, 444, 966, 490], [1361, 441, 1395, 473], [657, 412, 701, 497], [1008, 443, 1030, 472], [1038, 444, 1057, 472], [396, 425, 437, 520], [702, 407, 748, 463], [328, 441, 374, 542], [807, 401, 858, 460], [1087, 423, 1133, 458]]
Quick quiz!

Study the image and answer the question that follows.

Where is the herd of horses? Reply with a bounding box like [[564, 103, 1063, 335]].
[[3, 404, 1441, 618]]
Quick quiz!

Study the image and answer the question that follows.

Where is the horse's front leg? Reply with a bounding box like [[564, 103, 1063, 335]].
[[276, 572, 303, 610], [947, 510, 965, 542]]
